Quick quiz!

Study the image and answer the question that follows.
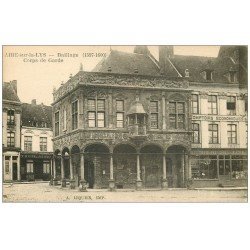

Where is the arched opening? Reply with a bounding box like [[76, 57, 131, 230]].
[[140, 144, 163, 188], [54, 149, 61, 180], [113, 144, 137, 189], [84, 144, 110, 189], [62, 147, 70, 180], [166, 145, 188, 188], [71, 145, 80, 186]]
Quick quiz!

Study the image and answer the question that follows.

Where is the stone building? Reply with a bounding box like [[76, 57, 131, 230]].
[[2, 81, 22, 182], [52, 46, 248, 190], [20, 100, 53, 181]]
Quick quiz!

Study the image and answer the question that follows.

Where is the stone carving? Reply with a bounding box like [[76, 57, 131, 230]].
[[53, 72, 189, 102], [53, 130, 191, 152]]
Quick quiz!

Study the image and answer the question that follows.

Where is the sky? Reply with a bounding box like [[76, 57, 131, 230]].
[[3, 46, 220, 105]]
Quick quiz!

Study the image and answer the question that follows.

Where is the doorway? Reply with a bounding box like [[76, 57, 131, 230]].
[[84, 159, 95, 188], [12, 163, 18, 181], [166, 145, 187, 188]]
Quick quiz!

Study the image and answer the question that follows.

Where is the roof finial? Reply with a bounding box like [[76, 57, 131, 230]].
[[80, 63, 83, 71]]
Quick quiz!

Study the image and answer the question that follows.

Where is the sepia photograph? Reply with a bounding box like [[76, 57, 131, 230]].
[[1, 1, 250, 250], [2, 45, 248, 202]]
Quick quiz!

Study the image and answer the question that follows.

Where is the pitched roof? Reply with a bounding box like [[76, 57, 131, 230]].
[[166, 54, 239, 83], [92, 50, 160, 76], [2, 82, 21, 102], [21, 103, 52, 128]]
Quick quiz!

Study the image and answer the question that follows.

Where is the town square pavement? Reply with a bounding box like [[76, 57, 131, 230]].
[[2, 182, 247, 203]]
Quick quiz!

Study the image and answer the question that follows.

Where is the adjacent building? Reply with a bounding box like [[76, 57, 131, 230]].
[[51, 45, 248, 190], [2, 81, 22, 181], [2, 81, 53, 182], [20, 100, 53, 181]]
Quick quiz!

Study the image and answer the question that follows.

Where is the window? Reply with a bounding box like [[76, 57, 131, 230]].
[[227, 96, 236, 115], [24, 136, 32, 151], [231, 155, 248, 179], [229, 71, 237, 83], [7, 110, 15, 125], [87, 99, 105, 128], [191, 155, 217, 179], [5, 156, 10, 174], [208, 95, 217, 115], [55, 111, 59, 136], [169, 102, 185, 129], [40, 137, 47, 151], [43, 162, 50, 174], [26, 161, 34, 173], [205, 70, 212, 81], [228, 124, 237, 144], [88, 112, 96, 127], [150, 101, 158, 129], [209, 124, 218, 144], [72, 100, 78, 130], [63, 109, 67, 130], [7, 132, 15, 147], [219, 155, 231, 176], [97, 112, 105, 128], [192, 123, 200, 143], [116, 100, 124, 128], [191, 95, 199, 114]]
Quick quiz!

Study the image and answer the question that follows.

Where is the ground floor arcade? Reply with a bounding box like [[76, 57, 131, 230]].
[[52, 143, 190, 190]]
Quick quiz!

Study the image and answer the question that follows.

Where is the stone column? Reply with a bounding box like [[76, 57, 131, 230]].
[[52, 156, 57, 185], [162, 94, 166, 130], [181, 153, 185, 188], [69, 156, 75, 189], [162, 153, 168, 189], [109, 153, 115, 191], [61, 156, 66, 187], [136, 153, 142, 190], [79, 153, 87, 192]]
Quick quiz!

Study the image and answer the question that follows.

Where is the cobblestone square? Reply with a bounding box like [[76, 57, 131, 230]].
[[2, 183, 248, 203]]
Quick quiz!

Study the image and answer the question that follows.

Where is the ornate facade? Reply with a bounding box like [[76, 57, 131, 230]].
[[52, 72, 192, 190], [52, 46, 248, 190]]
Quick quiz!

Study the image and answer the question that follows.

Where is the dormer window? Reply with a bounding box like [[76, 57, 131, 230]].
[[201, 69, 213, 81], [185, 69, 189, 78], [107, 66, 112, 72], [229, 71, 237, 83], [134, 68, 138, 74], [205, 70, 213, 81]]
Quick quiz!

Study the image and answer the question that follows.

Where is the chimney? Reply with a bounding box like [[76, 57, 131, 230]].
[[159, 46, 174, 74], [134, 46, 150, 55], [10, 80, 17, 93], [31, 99, 36, 105]]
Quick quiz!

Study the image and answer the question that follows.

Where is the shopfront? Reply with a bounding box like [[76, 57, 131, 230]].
[[20, 152, 53, 181], [190, 149, 247, 187]]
